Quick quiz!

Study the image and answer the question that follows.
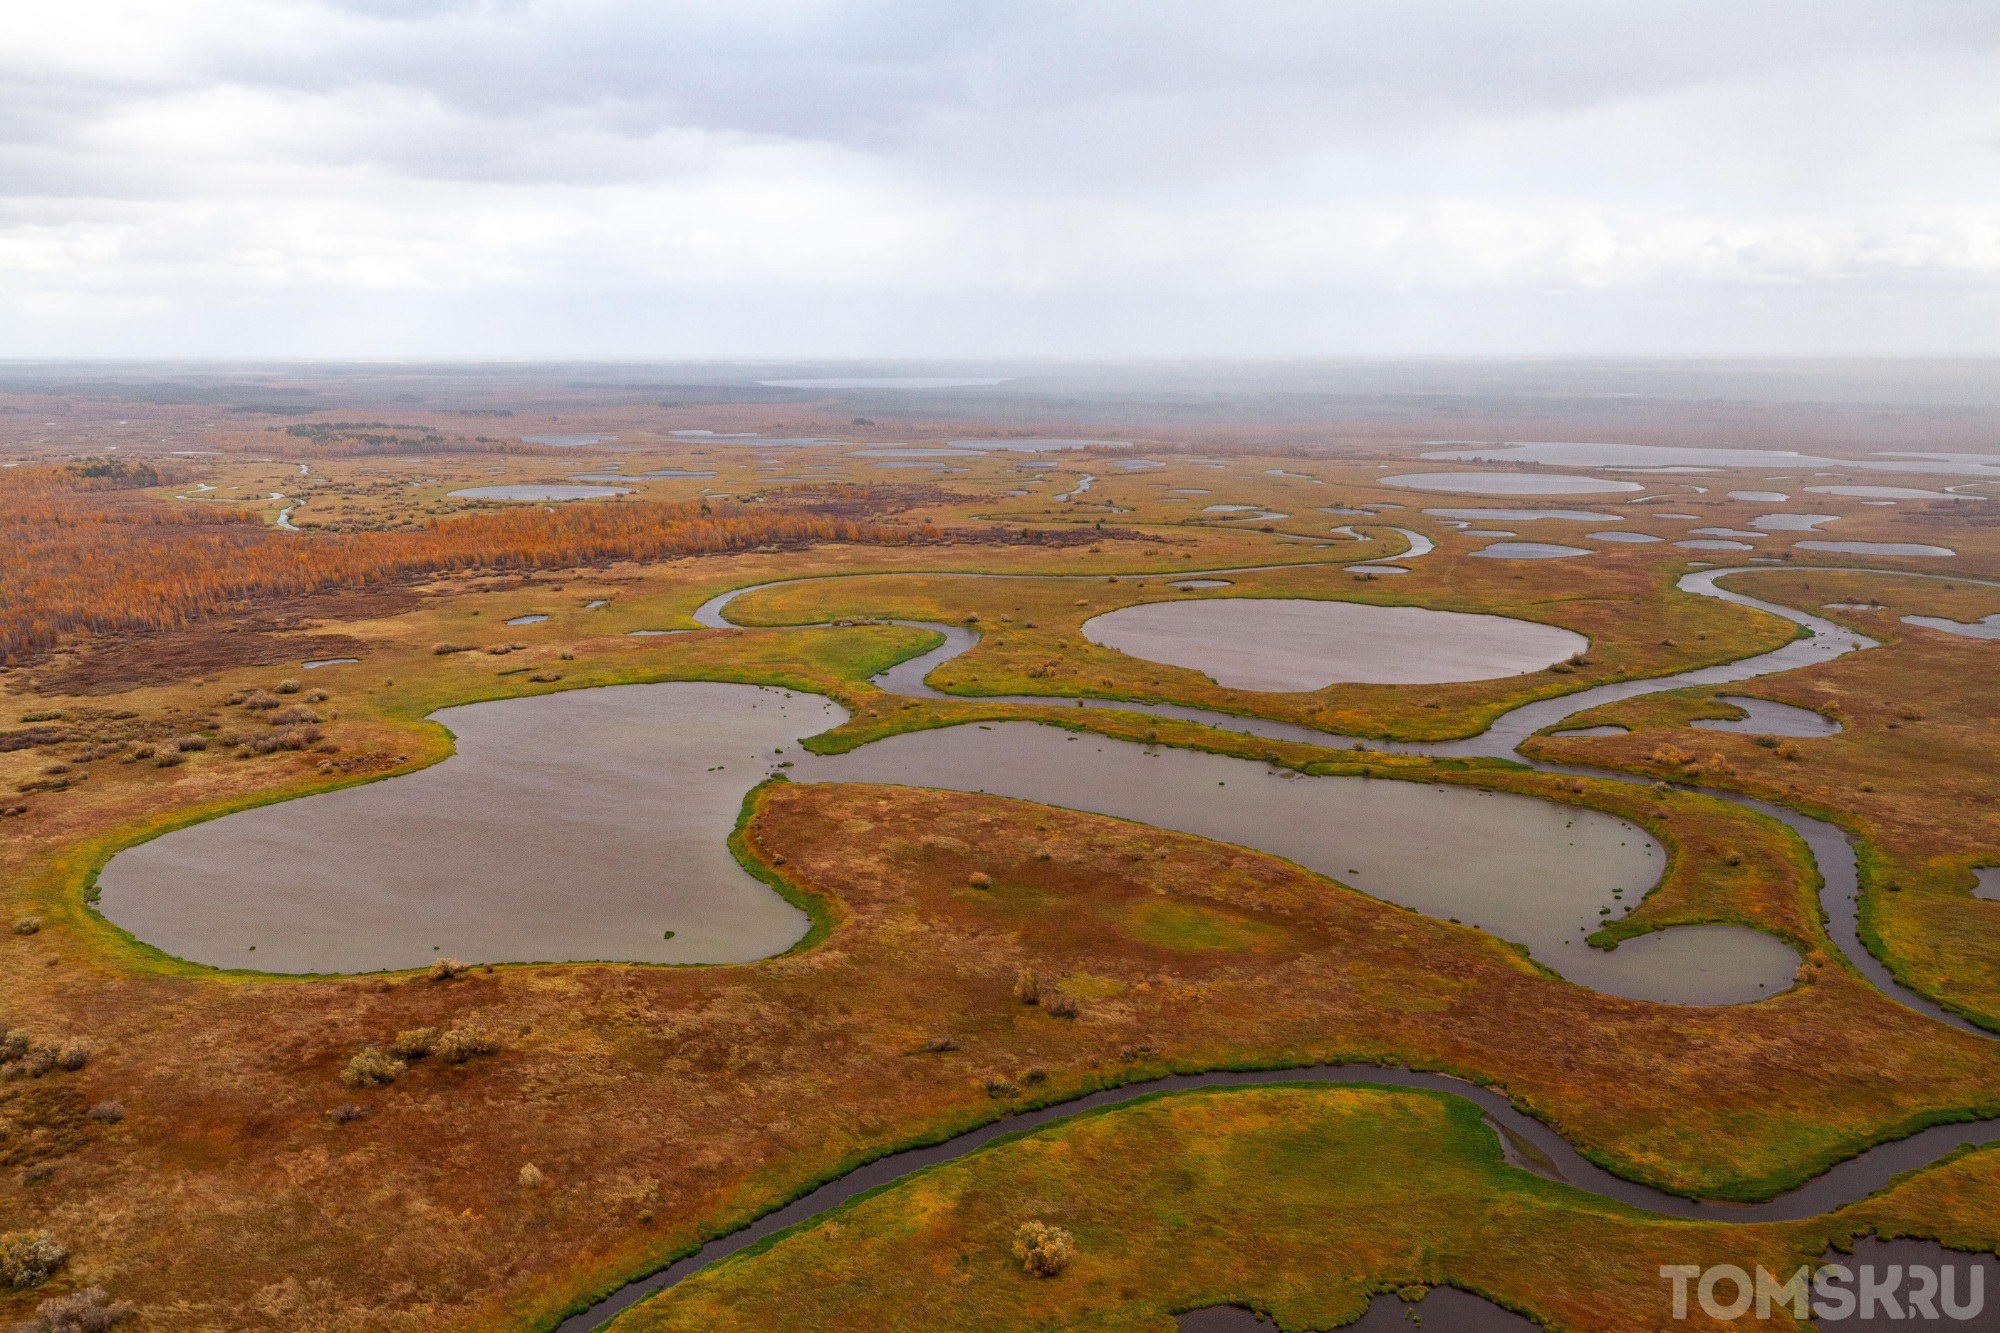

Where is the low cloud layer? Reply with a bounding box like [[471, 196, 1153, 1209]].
[[4, 1, 1997, 356]]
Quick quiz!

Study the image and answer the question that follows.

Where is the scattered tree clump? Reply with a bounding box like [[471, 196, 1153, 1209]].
[[0, 1229, 67, 1290], [1010, 1221, 1075, 1278]]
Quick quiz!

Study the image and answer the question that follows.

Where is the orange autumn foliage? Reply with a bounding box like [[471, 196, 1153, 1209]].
[[0, 467, 935, 662]]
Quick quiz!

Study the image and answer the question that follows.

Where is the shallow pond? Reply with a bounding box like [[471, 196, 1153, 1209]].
[[504, 614, 548, 625], [1424, 508, 1622, 522], [446, 484, 633, 501], [1385, 472, 1642, 496], [1690, 695, 1841, 737], [95, 684, 843, 973], [795, 722, 1797, 1004], [1750, 513, 1838, 531], [1902, 612, 2000, 640], [1796, 540, 1955, 557], [1079, 598, 1587, 690], [1469, 542, 1593, 559], [1587, 530, 1660, 543], [301, 657, 358, 669]]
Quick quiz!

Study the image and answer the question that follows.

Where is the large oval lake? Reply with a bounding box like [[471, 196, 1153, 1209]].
[[1080, 598, 1588, 691]]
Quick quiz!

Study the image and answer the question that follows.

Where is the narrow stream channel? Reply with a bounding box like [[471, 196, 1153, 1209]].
[[551, 560, 2000, 1330]]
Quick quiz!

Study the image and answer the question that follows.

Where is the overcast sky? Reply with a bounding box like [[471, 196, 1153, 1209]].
[[4, 1, 1998, 358]]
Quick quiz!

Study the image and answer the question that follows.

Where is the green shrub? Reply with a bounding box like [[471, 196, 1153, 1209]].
[[340, 1047, 405, 1089], [0, 1230, 67, 1289], [435, 1025, 500, 1064], [389, 1027, 437, 1059], [1010, 1221, 1074, 1278]]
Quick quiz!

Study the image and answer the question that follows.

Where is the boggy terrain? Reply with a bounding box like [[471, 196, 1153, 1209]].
[[2, 412, 2000, 1331]]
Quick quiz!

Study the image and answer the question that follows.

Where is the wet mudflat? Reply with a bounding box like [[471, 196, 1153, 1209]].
[[1079, 598, 1588, 691], [96, 683, 843, 972]]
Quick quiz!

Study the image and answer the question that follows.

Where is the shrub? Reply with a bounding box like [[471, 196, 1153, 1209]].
[[153, 745, 184, 767], [12, 917, 40, 936], [266, 705, 321, 726], [340, 1047, 405, 1089], [984, 1076, 1020, 1098], [433, 1025, 500, 1065], [518, 1163, 544, 1189], [86, 1101, 123, 1123], [1012, 968, 1040, 1005], [12, 1284, 134, 1331], [389, 1026, 437, 1059], [1043, 992, 1079, 1020], [172, 734, 208, 751], [56, 1038, 91, 1071], [328, 1101, 369, 1124], [0, 1230, 67, 1289], [12, 1045, 59, 1078], [1010, 1221, 1075, 1278], [967, 871, 993, 889], [240, 690, 281, 711], [304, 689, 329, 703], [428, 957, 470, 982], [0, 1030, 27, 1061], [913, 1036, 959, 1054], [432, 643, 474, 655], [274, 678, 302, 694], [527, 672, 562, 683]]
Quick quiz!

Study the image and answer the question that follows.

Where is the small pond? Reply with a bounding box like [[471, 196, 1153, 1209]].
[[302, 657, 358, 669], [1795, 541, 1955, 557], [447, 485, 633, 501], [1079, 598, 1587, 690], [1468, 542, 1593, 559], [1587, 530, 1660, 543], [1750, 513, 1837, 531], [1901, 612, 2000, 640], [1384, 473, 1642, 496], [1690, 695, 1841, 737], [505, 614, 549, 625], [1424, 508, 1621, 522]]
